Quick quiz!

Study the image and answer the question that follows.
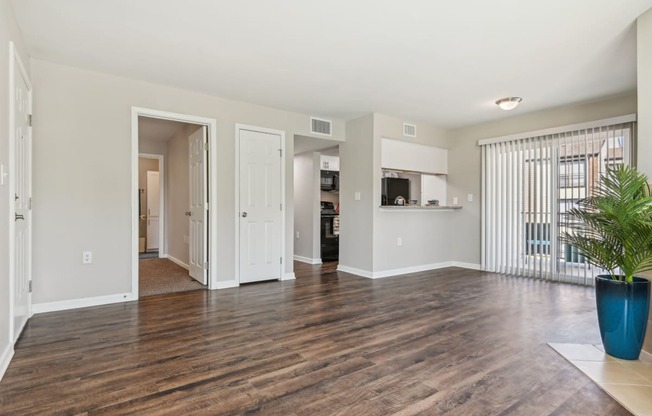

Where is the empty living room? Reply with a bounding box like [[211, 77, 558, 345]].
[[2, 1, 652, 415]]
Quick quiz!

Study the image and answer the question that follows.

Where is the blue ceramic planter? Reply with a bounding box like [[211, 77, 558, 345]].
[[595, 275, 650, 360]]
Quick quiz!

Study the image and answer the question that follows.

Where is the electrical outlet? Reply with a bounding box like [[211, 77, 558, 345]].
[[82, 251, 93, 264], [453, 197, 458, 205], [397, 237, 402, 246], [467, 193, 473, 202], [296, 231, 300, 239]]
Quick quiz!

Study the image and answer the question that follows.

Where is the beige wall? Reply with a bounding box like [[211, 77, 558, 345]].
[[372, 113, 455, 273], [637, 8, 652, 356], [137, 157, 159, 239], [0, 0, 31, 377], [293, 152, 320, 261], [446, 94, 638, 266], [339, 115, 375, 272], [31, 59, 345, 304]]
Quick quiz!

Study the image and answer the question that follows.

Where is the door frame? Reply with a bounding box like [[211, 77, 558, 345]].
[[8, 41, 33, 343], [139, 153, 164, 257], [131, 107, 217, 297], [234, 124, 287, 285]]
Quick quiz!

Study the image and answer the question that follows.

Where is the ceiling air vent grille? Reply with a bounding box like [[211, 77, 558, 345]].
[[310, 117, 332, 136], [403, 123, 417, 137]]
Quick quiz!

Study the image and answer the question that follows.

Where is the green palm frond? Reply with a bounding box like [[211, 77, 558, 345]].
[[561, 165, 652, 283]]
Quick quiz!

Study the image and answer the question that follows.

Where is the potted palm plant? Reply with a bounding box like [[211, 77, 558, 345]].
[[563, 165, 652, 360]]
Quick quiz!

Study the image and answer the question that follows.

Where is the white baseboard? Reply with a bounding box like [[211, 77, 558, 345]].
[[214, 279, 239, 290], [33, 292, 135, 314], [336, 265, 374, 278], [281, 272, 296, 281], [338, 261, 481, 279], [162, 254, 189, 270], [0, 342, 14, 383], [451, 262, 482, 270], [293, 255, 322, 265]]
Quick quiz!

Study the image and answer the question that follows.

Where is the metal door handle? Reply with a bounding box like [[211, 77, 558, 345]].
[[15, 213, 25, 221], [242, 212, 248, 218], [185, 211, 192, 216]]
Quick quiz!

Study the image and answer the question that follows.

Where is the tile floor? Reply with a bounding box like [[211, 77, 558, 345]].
[[549, 343, 652, 416]]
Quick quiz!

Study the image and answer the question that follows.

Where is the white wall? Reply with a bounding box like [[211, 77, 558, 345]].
[[446, 93, 638, 267], [0, 0, 30, 380], [293, 152, 320, 262], [372, 114, 455, 273], [637, 7, 652, 356], [30, 59, 345, 304]]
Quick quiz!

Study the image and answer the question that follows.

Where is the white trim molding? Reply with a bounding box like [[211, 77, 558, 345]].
[[293, 255, 322, 265], [215, 280, 239, 290], [282, 272, 296, 281], [163, 254, 189, 270], [33, 293, 135, 314], [0, 343, 14, 383], [338, 261, 481, 279]]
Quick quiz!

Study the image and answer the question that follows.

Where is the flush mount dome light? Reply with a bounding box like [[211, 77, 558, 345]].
[[495, 97, 522, 111]]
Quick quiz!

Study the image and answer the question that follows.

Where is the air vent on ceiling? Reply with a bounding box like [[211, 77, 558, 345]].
[[403, 123, 417, 138], [311, 117, 332, 136]]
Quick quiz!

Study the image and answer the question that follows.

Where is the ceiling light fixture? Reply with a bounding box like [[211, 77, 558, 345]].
[[495, 97, 522, 111]]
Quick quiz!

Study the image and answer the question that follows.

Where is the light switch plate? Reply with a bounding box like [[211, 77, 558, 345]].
[[355, 192, 361, 201], [467, 193, 473, 202], [0, 164, 7, 186], [453, 197, 458, 205]]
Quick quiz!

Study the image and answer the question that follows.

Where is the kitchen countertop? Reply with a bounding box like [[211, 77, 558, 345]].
[[379, 205, 462, 211]]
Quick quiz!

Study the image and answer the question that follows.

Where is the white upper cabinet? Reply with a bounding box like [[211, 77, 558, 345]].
[[381, 138, 447, 174], [320, 155, 340, 171]]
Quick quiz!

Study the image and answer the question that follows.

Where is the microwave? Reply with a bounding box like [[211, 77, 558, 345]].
[[321, 170, 339, 192]]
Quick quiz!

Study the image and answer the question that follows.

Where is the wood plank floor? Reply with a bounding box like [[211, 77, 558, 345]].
[[0, 263, 631, 415]]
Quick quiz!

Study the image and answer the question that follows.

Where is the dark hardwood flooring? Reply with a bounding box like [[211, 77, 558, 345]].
[[0, 262, 630, 415]]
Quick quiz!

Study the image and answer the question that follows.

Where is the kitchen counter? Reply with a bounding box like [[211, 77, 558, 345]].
[[379, 205, 462, 211]]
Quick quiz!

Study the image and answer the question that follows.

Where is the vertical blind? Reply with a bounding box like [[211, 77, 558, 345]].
[[480, 120, 635, 285]]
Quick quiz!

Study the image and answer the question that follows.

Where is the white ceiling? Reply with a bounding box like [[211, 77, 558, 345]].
[[11, 0, 652, 128], [138, 117, 193, 143]]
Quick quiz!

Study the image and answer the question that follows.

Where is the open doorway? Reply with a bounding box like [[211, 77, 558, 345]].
[[293, 135, 341, 275], [134, 111, 214, 297]]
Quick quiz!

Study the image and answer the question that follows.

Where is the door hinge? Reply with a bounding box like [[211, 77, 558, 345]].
[[280, 203, 282, 211], [29, 197, 33, 210], [28, 114, 32, 127], [279, 148, 282, 157], [280, 257, 282, 264], [204, 142, 209, 152], [205, 202, 209, 210], [29, 281, 32, 293], [204, 261, 208, 270]]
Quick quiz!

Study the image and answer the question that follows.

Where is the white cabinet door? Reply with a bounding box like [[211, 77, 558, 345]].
[[421, 174, 447, 205], [381, 138, 447, 174], [320, 155, 339, 171]]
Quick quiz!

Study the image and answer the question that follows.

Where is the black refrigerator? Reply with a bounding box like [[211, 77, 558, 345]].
[[381, 177, 410, 205]]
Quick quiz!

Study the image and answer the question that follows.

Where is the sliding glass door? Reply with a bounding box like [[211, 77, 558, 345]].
[[481, 121, 634, 284]]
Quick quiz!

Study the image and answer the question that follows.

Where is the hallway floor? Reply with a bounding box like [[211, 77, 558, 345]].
[[139, 258, 205, 297]]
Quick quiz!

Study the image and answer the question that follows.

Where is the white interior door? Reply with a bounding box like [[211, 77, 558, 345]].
[[12, 51, 32, 342], [146, 171, 160, 251], [189, 126, 208, 284], [239, 129, 282, 283]]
